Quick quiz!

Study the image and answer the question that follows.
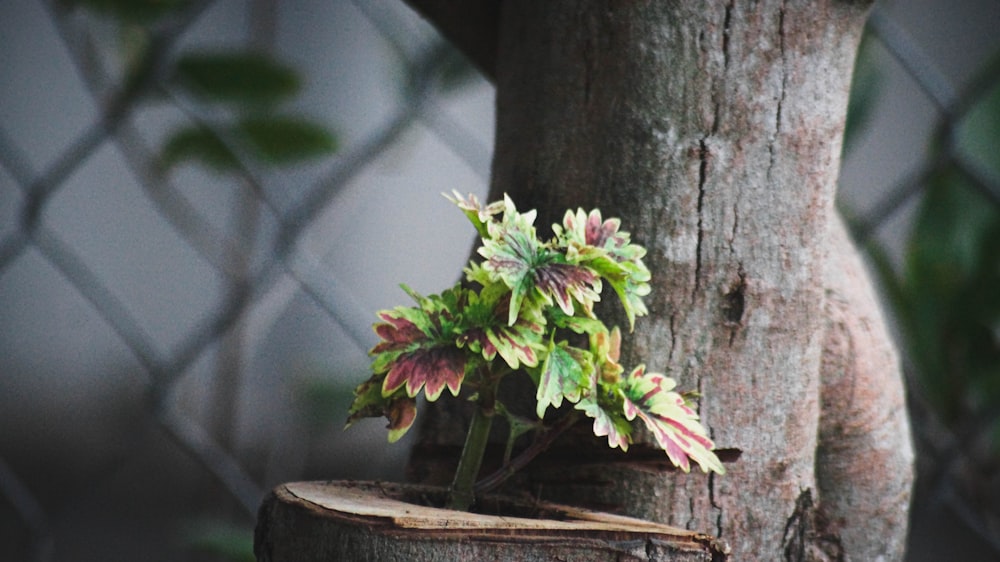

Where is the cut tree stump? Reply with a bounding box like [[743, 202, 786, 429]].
[[254, 480, 729, 561]]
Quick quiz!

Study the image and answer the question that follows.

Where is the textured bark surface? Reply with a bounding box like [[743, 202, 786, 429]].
[[254, 481, 728, 561], [402, 1, 914, 560], [816, 215, 914, 560]]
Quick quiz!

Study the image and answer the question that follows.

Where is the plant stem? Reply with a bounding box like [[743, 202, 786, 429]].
[[474, 411, 580, 496], [447, 379, 497, 511]]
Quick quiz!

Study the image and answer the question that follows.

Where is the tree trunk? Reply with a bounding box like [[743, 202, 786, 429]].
[[254, 481, 729, 561], [403, 1, 914, 559]]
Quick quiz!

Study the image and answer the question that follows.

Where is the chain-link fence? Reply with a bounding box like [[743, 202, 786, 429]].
[[0, 1, 997, 560]]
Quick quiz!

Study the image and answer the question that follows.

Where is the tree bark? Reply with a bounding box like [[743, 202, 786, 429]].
[[254, 481, 729, 561], [816, 215, 914, 560], [404, 1, 914, 559]]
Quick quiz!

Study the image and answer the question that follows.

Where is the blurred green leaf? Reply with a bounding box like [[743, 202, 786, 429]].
[[901, 168, 1000, 420], [162, 126, 239, 172], [161, 117, 337, 172], [174, 52, 301, 107], [955, 56, 1000, 186], [182, 520, 254, 562], [236, 116, 338, 164], [299, 377, 356, 430], [843, 34, 881, 154], [71, 0, 190, 23], [880, 51, 1000, 429]]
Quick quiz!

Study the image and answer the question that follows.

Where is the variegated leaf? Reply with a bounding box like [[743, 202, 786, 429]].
[[535, 342, 592, 418], [381, 347, 467, 401], [621, 366, 725, 474]]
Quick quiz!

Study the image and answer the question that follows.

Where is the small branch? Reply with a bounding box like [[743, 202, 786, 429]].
[[474, 411, 580, 496]]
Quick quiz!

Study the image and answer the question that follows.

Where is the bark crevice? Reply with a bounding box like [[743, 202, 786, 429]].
[[768, 1, 788, 182], [708, 472, 724, 539], [693, 139, 710, 301], [779, 488, 846, 562], [721, 0, 733, 73]]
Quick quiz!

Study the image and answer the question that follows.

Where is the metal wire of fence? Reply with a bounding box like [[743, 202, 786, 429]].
[[0, 1, 997, 560]]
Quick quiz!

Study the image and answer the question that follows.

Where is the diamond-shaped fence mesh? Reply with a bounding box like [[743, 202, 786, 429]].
[[0, 1, 998, 560]]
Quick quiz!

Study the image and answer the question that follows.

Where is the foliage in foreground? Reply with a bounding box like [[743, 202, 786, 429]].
[[347, 193, 724, 510]]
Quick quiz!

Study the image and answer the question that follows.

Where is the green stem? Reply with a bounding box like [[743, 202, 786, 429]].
[[447, 379, 497, 511], [474, 411, 580, 496]]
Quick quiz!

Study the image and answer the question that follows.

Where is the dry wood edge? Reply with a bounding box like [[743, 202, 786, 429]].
[[255, 480, 729, 560]]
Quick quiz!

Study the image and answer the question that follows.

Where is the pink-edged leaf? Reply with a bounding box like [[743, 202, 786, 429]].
[[479, 235, 537, 325], [535, 342, 592, 418], [533, 261, 601, 317], [386, 397, 417, 442], [554, 207, 651, 329], [381, 347, 466, 401], [558, 207, 633, 256], [575, 396, 632, 450], [456, 288, 545, 369], [445, 190, 504, 239], [485, 323, 541, 369], [591, 327, 624, 383], [582, 209, 624, 250], [477, 195, 543, 324], [621, 366, 725, 474], [370, 312, 425, 353]]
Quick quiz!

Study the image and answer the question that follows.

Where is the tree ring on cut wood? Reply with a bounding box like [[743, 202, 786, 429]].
[[254, 480, 729, 561]]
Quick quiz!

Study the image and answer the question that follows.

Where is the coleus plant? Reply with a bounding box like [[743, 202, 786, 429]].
[[347, 193, 724, 511]]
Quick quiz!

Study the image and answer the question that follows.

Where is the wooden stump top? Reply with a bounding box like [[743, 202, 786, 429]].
[[255, 480, 729, 561]]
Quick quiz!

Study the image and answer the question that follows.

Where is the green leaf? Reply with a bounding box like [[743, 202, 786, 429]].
[[955, 54, 1000, 186], [532, 260, 602, 318], [174, 52, 301, 106], [371, 310, 429, 355], [236, 116, 337, 164], [621, 366, 724, 474], [482, 307, 545, 369], [574, 327, 631, 449], [345, 374, 389, 429], [454, 283, 545, 370], [576, 393, 632, 451], [478, 196, 543, 324], [554, 207, 651, 329], [535, 341, 592, 418], [301, 377, 357, 430], [161, 125, 239, 172], [182, 520, 254, 562], [346, 373, 419, 443], [369, 286, 477, 402], [548, 308, 607, 336], [899, 168, 1000, 419], [590, 327, 624, 384], [160, 117, 337, 172], [446, 190, 505, 239], [381, 347, 467, 401], [843, 33, 881, 154], [479, 196, 603, 324]]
